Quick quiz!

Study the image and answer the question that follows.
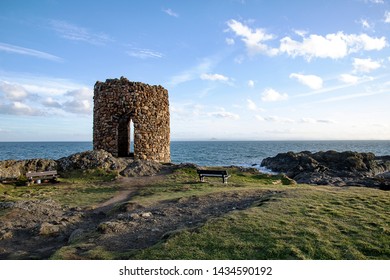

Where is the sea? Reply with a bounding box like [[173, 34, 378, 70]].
[[0, 141, 389, 168]]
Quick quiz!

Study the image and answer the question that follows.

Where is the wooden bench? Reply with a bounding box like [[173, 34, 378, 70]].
[[197, 169, 231, 184], [26, 170, 58, 185]]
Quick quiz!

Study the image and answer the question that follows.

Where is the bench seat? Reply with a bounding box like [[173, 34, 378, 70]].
[[197, 169, 230, 184], [26, 170, 58, 185]]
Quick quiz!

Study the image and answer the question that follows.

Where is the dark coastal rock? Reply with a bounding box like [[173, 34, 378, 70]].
[[0, 159, 57, 180], [0, 150, 168, 180], [119, 160, 162, 177], [261, 150, 390, 188], [56, 149, 131, 172]]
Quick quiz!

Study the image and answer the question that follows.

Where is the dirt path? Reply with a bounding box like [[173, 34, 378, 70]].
[[95, 174, 166, 212]]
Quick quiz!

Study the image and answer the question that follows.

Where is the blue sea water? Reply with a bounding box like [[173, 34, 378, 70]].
[[0, 141, 389, 167]]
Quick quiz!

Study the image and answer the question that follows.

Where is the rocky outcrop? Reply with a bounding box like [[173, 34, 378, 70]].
[[0, 159, 57, 180], [119, 160, 162, 177], [261, 151, 390, 189], [56, 149, 130, 172], [1, 150, 166, 180]]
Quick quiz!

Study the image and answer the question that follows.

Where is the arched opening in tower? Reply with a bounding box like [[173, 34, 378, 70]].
[[118, 116, 134, 158]]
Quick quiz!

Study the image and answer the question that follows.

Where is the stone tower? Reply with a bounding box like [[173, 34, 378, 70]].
[[93, 77, 170, 162]]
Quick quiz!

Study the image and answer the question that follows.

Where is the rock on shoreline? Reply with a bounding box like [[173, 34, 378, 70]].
[[0, 150, 163, 180], [261, 150, 390, 189]]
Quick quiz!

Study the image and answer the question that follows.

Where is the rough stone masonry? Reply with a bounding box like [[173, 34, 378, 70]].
[[93, 77, 170, 162]]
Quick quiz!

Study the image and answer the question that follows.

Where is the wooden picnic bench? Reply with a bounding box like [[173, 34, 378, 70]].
[[197, 169, 231, 184], [26, 170, 58, 185]]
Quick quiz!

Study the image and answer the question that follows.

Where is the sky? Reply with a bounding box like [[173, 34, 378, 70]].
[[0, 0, 389, 141]]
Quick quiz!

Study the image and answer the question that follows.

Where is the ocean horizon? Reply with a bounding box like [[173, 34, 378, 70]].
[[0, 140, 389, 167]]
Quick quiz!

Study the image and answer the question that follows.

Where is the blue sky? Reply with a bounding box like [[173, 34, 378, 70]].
[[0, 0, 389, 141]]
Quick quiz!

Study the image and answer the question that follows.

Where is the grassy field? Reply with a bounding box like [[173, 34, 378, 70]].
[[1, 167, 389, 259], [0, 169, 118, 208], [133, 185, 389, 259]]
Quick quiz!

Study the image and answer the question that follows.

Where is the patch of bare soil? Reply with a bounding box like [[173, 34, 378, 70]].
[[0, 172, 279, 259]]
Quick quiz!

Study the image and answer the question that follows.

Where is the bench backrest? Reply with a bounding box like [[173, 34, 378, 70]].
[[197, 170, 228, 176], [26, 170, 57, 177]]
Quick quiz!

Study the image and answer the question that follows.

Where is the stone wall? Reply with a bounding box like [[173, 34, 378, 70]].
[[93, 77, 170, 162]]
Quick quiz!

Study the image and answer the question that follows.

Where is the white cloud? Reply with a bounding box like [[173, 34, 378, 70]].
[[339, 74, 359, 84], [248, 80, 255, 88], [247, 99, 264, 112], [0, 74, 94, 117], [385, 11, 390, 23], [264, 116, 294, 123], [300, 118, 336, 124], [360, 19, 372, 29], [289, 73, 323, 90], [0, 81, 29, 101], [42, 97, 62, 108], [49, 20, 112, 45], [63, 99, 92, 115], [255, 115, 264, 121], [247, 99, 257, 111], [0, 101, 42, 116], [261, 88, 288, 102], [200, 73, 229, 81], [279, 32, 386, 61], [367, 0, 384, 3], [208, 108, 240, 120], [163, 8, 179, 17], [226, 19, 279, 56], [353, 58, 381, 73], [63, 88, 93, 115], [0, 42, 62, 62], [126, 48, 163, 59], [225, 38, 235, 45], [294, 29, 308, 37]]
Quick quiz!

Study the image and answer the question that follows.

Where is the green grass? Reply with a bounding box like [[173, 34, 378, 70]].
[[130, 167, 291, 205], [0, 169, 119, 208], [131, 186, 389, 259], [2, 166, 389, 259]]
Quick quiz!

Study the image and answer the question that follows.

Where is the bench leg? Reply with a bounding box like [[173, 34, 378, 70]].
[[199, 175, 205, 182]]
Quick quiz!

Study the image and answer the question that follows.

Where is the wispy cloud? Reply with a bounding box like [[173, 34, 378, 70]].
[[226, 19, 278, 56], [255, 115, 294, 123], [366, 0, 384, 4], [126, 48, 164, 59], [256, 115, 335, 124], [299, 118, 336, 124], [200, 73, 229, 82], [289, 73, 323, 90], [163, 8, 179, 17], [208, 107, 240, 120], [317, 89, 386, 103], [359, 19, 372, 29], [296, 75, 377, 98], [385, 11, 390, 23], [0, 42, 62, 62], [49, 20, 113, 45], [168, 57, 215, 86]]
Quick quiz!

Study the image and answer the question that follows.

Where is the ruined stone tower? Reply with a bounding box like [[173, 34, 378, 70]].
[[93, 77, 170, 162]]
